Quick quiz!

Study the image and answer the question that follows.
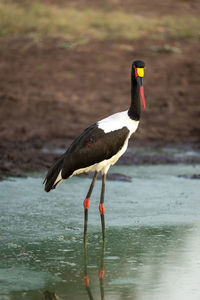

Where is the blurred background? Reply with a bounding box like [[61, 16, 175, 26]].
[[0, 0, 199, 177]]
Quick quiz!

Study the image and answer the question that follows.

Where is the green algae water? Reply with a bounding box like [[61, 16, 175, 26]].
[[0, 164, 200, 300]]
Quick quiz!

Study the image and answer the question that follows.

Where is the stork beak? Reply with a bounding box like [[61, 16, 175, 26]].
[[136, 76, 146, 109], [135, 67, 146, 109]]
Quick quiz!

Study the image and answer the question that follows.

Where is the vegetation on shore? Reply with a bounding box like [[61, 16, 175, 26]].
[[0, 2, 199, 42]]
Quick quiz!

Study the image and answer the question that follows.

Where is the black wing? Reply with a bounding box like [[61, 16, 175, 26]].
[[61, 123, 129, 179]]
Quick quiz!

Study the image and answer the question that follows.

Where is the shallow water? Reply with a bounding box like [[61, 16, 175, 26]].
[[0, 164, 200, 300]]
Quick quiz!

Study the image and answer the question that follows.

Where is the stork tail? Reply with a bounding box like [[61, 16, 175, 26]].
[[44, 155, 64, 192]]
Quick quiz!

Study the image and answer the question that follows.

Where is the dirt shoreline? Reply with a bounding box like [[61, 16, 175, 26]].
[[0, 138, 200, 181]]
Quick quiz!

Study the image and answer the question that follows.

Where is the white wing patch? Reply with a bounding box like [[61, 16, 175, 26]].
[[97, 110, 139, 134]]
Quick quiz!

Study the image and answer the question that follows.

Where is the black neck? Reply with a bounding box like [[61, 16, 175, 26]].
[[128, 70, 140, 121]]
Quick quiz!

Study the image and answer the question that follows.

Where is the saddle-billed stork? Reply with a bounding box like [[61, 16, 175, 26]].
[[44, 60, 146, 244]]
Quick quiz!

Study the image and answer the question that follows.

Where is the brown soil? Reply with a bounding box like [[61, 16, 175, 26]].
[[0, 3, 200, 178]]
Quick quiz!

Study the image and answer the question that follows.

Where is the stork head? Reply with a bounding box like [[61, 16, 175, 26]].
[[132, 60, 146, 108]]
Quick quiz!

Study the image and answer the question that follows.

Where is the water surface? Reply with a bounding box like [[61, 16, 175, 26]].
[[0, 164, 200, 299]]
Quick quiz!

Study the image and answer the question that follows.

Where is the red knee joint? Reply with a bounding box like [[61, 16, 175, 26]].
[[99, 203, 105, 215], [98, 267, 105, 279], [83, 275, 90, 287], [83, 197, 90, 210]]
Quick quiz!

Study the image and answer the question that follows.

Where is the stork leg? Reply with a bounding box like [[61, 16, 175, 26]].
[[83, 171, 98, 246], [99, 174, 106, 242]]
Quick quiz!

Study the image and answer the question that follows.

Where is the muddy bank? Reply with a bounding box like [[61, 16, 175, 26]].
[[0, 138, 200, 180], [0, 38, 200, 145]]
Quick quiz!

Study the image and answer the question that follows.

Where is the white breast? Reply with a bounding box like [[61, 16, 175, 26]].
[[97, 110, 139, 134]]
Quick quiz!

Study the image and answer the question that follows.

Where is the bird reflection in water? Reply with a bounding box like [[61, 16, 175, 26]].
[[42, 244, 105, 300], [83, 244, 105, 300]]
